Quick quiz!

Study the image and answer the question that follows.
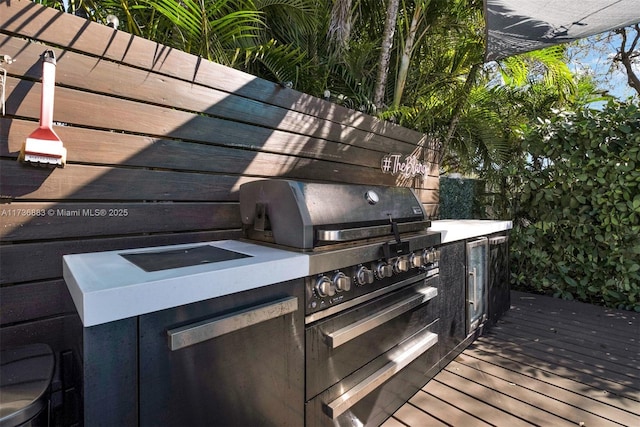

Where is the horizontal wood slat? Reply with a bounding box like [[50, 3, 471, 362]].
[[0, 314, 82, 352], [3, 76, 438, 190], [1, 118, 409, 175], [0, 159, 248, 201], [0, 279, 76, 326], [415, 188, 440, 203], [0, 1, 430, 146], [0, 159, 404, 202], [0, 202, 240, 241], [1, 35, 438, 159]]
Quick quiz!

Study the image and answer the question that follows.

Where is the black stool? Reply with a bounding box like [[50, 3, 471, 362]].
[[0, 344, 54, 427]]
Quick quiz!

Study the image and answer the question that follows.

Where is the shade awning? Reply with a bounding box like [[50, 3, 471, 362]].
[[484, 0, 640, 61]]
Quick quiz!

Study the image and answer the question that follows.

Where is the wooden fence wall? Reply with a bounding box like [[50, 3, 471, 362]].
[[0, 1, 439, 425]]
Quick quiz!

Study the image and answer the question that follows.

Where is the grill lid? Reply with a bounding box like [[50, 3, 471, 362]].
[[239, 179, 430, 249]]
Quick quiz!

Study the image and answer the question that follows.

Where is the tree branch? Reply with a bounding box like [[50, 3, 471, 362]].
[[373, 0, 399, 108], [616, 25, 640, 96]]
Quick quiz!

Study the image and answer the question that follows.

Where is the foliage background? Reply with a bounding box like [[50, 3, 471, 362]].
[[439, 176, 479, 219], [509, 102, 640, 311]]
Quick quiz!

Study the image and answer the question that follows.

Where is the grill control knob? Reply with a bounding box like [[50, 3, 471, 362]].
[[410, 252, 424, 268], [375, 262, 393, 279], [393, 256, 409, 273], [315, 275, 336, 297], [423, 249, 435, 264], [355, 266, 374, 286], [333, 272, 351, 292], [434, 249, 441, 262]]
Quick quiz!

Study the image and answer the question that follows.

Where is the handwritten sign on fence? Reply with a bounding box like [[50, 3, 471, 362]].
[[381, 154, 429, 178]]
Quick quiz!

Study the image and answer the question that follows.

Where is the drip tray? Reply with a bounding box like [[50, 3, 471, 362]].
[[121, 245, 252, 272]]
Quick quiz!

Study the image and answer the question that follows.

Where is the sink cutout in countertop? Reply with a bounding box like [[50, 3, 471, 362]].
[[121, 245, 252, 272]]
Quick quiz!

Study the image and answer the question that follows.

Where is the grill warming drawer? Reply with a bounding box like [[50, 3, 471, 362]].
[[306, 318, 440, 427], [305, 276, 439, 401]]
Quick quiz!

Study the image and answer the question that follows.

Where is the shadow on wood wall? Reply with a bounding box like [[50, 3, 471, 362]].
[[0, 2, 439, 424]]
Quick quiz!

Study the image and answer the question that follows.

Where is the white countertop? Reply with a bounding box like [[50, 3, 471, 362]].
[[430, 220, 512, 244], [63, 220, 511, 327], [63, 240, 309, 327]]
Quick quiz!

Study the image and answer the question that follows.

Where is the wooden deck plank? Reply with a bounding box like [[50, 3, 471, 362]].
[[511, 292, 638, 324], [422, 378, 533, 427], [505, 303, 638, 344], [379, 415, 410, 427], [435, 368, 576, 426], [385, 291, 640, 427], [501, 309, 639, 357], [487, 325, 639, 380], [381, 402, 448, 427], [454, 353, 638, 426], [406, 389, 493, 426], [466, 345, 640, 412], [477, 333, 640, 394]]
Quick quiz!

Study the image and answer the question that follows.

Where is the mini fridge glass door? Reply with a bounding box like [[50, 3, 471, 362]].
[[467, 237, 488, 334]]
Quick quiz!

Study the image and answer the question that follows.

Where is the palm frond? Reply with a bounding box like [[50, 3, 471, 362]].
[[140, 0, 265, 63], [242, 39, 307, 85]]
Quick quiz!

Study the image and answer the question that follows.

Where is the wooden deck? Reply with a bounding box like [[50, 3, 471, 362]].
[[384, 290, 640, 427]]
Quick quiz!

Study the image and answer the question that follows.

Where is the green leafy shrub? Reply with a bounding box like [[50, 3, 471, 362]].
[[510, 102, 640, 311], [439, 176, 476, 219]]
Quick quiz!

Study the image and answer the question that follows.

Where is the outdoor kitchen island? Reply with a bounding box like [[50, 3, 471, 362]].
[[63, 216, 511, 427]]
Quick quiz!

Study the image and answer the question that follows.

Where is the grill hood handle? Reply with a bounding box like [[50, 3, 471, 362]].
[[254, 203, 268, 232], [389, 217, 402, 244], [382, 217, 409, 261]]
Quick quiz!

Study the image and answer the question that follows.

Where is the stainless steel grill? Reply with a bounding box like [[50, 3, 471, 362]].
[[239, 179, 431, 250], [239, 179, 442, 426]]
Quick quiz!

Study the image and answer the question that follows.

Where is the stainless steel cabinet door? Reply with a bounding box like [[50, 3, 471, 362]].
[[138, 279, 305, 427]]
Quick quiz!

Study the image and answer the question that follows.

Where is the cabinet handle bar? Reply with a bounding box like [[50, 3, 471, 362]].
[[167, 296, 298, 351], [325, 286, 437, 348], [325, 329, 438, 419]]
